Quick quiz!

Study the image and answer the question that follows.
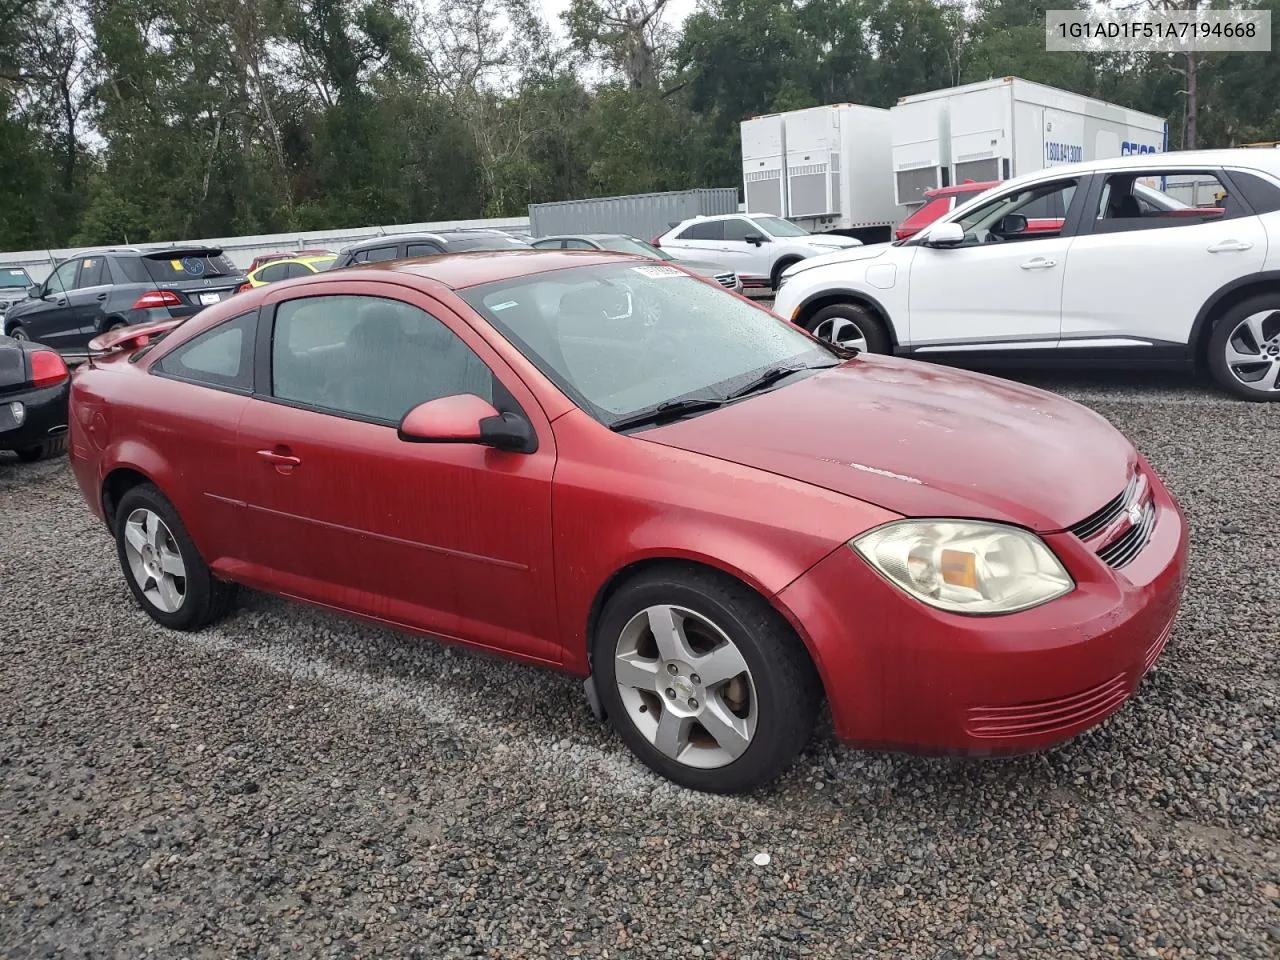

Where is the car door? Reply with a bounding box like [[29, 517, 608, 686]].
[[717, 216, 774, 280], [234, 281, 562, 664], [1059, 166, 1268, 352], [666, 220, 726, 264], [905, 176, 1086, 351], [20, 259, 82, 349], [67, 255, 111, 341]]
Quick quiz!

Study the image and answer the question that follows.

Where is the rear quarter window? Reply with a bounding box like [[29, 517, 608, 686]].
[[154, 313, 256, 392]]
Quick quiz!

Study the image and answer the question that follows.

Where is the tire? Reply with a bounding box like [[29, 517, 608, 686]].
[[592, 565, 822, 794], [7, 323, 27, 341], [770, 257, 801, 291], [805, 302, 891, 354], [113, 483, 237, 631], [1206, 294, 1280, 401], [16, 435, 67, 462]]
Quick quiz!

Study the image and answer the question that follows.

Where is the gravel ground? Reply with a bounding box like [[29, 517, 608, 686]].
[[2, 369, 1278, 959]]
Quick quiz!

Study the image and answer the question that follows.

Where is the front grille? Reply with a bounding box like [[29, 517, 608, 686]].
[[1068, 471, 1155, 569], [1097, 501, 1156, 568], [1069, 474, 1139, 541], [713, 273, 737, 288], [965, 673, 1130, 740]]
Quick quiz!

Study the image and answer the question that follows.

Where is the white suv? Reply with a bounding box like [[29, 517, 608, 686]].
[[772, 149, 1280, 401], [655, 214, 862, 293]]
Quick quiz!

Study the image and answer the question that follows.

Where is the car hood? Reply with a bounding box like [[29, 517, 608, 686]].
[[805, 235, 863, 250], [786, 242, 892, 276], [640, 356, 1135, 533]]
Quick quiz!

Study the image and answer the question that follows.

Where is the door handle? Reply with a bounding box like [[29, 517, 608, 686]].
[[96, 293, 108, 301], [1207, 239, 1253, 253], [1020, 257, 1058, 270], [257, 448, 301, 473]]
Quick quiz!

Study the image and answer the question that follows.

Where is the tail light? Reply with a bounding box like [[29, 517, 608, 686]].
[[131, 290, 182, 310], [30, 349, 68, 387]]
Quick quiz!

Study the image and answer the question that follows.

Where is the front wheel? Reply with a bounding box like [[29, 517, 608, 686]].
[[6, 324, 27, 341], [113, 483, 238, 630], [1207, 296, 1280, 401], [805, 302, 891, 354], [593, 566, 821, 794]]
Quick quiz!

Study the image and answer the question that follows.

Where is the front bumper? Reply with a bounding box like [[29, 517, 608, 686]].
[[0, 380, 70, 452], [776, 465, 1189, 754]]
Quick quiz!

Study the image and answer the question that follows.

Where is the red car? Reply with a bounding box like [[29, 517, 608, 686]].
[[67, 251, 1188, 793], [896, 181, 1066, 240]]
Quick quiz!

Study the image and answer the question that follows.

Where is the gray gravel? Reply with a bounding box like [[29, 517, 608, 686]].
[[2, 369, 1278, 958]]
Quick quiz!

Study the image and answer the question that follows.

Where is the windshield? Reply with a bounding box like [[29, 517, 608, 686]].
[[448, 235, 529, 252], [308, 256, 337, 271], [750, 216, 810, 238], [142, 252, 238, 281], [0, 267, 31, 288], [461, 263, 834, 425], [598, 236, 674, 261]]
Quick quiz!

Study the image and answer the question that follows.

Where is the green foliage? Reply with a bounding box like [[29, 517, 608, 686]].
[[2, 0, 1277, 250]]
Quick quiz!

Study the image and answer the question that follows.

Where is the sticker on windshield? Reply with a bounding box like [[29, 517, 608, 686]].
[[489, 300, 519, 311], [181, 257, 206, 277], [630, 265, 685, 279]]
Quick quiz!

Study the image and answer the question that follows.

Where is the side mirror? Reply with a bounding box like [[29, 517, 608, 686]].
[[28, 284, 43, 299], [923, 222, 965, 247], [398, 394, 536, 454], [995, 213, 1028, 237], [743, 233, 767, 246]]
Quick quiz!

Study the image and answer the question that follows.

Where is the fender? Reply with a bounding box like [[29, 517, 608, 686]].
[[1187, 270, 1280, 361], [788, 287, 901, 347]]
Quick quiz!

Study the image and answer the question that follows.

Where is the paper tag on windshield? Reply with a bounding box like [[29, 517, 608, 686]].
[[630, 265, 684, 279]]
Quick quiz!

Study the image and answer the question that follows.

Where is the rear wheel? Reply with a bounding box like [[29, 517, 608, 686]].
[[113, 483, 237, 630], [805, 302, 890, 354], [7, 324, 27, 341], [592, 566, 821, 794], [770, 257, 801, 290], [1207, 295, 1280, 401], [16, 435, 67, 462]]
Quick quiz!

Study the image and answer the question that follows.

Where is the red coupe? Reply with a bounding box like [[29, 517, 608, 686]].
[[68, 250, 1188, 793]]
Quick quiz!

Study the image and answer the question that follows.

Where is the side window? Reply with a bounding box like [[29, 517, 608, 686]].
[[283, 262, 312, 279], [954, 180, 1077, 246], [155, 313, 256, 391], [360, 245, 399, 263], [563, 239, 595, 250], [76, 257, 107, 288], [721, 218, 758, 242], [46, 259, 81, 295], [1226, 170, 1280, 214], [271, 295, 496, 424], [529, 239, 562, 250], [406, 242, 444, 257], [677, 221, 724, 241], [1093, 171, 1236, 233], [110, 257, 150, 283], [258, 263, 289, 283]]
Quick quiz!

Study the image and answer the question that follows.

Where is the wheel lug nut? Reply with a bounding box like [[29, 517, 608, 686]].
[[666, 663, 678, 675], [688, 698, 699, 709], [690, 673, 701, 685], [665, 688, 676, 699]]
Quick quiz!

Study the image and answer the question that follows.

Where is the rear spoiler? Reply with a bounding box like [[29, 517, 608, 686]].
[[141, 247, 224, 260], [87, 319, 185, 356]]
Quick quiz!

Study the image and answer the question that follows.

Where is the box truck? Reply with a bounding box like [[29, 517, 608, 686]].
[[741, 104, 898, 244], [891, 77, 1169, 207]]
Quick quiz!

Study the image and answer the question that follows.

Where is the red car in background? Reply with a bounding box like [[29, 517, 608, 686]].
[[67, 250, 1187, 793]]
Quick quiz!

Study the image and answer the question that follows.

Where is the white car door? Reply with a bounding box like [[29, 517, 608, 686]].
[[663, 220, 726, 264], [905, 177, 1084, 350], [717, 217, 774, 281], [1060, 167, 1267, 351]]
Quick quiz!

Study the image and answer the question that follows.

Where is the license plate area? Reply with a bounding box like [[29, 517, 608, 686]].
[[198, 292, 221, 306]]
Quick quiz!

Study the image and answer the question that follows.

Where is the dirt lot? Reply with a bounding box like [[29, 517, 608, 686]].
[[1, 369, 1277, 958]]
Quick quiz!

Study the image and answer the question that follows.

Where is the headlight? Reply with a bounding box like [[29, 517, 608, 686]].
[[850, 520, 1073, 615]]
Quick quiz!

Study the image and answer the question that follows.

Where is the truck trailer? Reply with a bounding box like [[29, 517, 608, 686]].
[[741, 104, 897, 244], [891, 77, 1168, 207]]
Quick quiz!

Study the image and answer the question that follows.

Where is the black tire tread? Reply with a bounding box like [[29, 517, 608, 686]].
[[770, 257, 802, 290]]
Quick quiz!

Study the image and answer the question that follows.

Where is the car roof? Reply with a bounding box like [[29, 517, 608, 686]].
[[343, 249, 643, 289], [344, 233, 444, 251]]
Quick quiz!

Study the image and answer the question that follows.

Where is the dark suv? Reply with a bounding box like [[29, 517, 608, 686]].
[[333, 231, 529, 268], [3, 247, 246, 354]]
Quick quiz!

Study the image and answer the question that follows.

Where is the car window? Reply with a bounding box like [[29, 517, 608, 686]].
[[283, 262, 312, 280], [676, 220, 724, 242], [271, 295, 496, 424], [530, 239, 563, 250], [359, 245, 399, 263], [45, 259, 80, 295], [155, 313, 256, 391], [1226, 170, 1280, 214], [952, 179, 1078, 245], [597, 237, 674, 260], [461, 262, 831, 425], [257, 262, 290, 283], [748, 216, 810, 238], [0, 267, 31, 289], [110, 257, 150, 283], [444, 235, 529, 251], [405, 242, 444, 257], [141, 253, 238, 282], [722, 219, 760, 242], [563, 239, 596, 250], [76, 257, 107, 288], [1093, 171, 1240, 233]]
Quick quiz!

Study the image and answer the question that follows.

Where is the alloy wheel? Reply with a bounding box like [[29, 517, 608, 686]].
[[122, 508, 187, 613], [811, 316, 868, 353], [613, 604, 758, 769], [1223, 309, 1280, 395]]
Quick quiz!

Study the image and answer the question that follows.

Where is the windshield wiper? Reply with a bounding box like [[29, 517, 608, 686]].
[[723, 362, 838, 402], [609, 397, 726, 432]]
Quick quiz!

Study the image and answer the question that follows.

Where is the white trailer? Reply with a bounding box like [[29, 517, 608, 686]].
[[891, 76, 1168, 207], [741, 103, 897, 243]]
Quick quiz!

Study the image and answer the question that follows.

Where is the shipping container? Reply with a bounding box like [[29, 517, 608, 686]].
[[891, 77, 1168, 207], [740, 104, 897, 243], [528, 189, 739, 241]]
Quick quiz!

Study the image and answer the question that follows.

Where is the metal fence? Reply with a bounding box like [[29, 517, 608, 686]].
[[529, 188, 740, 240], [0, 216, 532, 283]]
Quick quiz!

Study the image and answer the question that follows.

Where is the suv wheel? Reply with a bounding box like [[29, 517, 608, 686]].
[[7, 324, 27, 341], [805, 303, 891, 354], [1207, 295, 1280, 401]]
